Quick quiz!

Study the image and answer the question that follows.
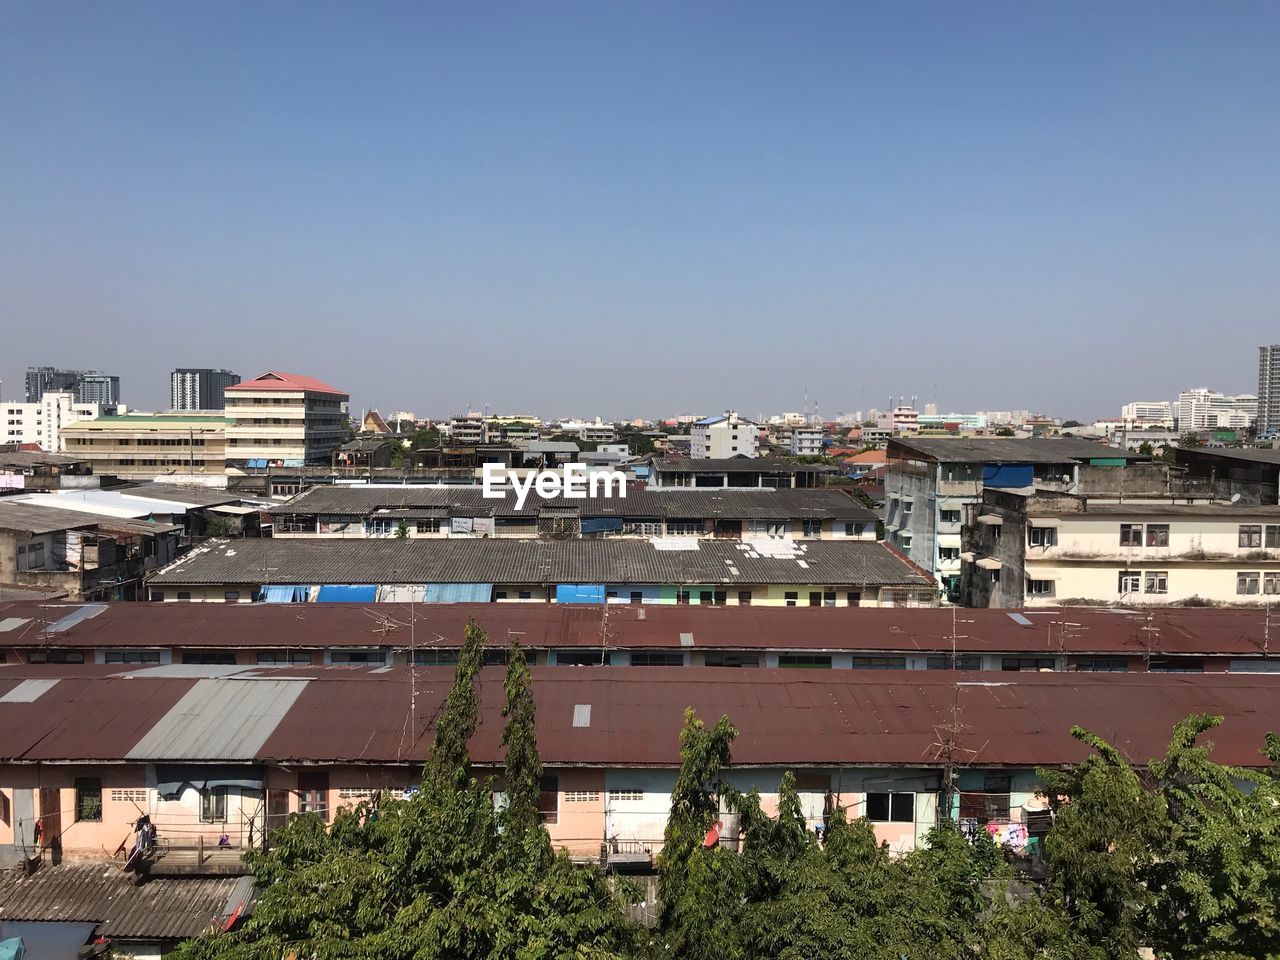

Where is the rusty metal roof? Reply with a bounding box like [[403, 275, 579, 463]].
[[0, 865, 244, 940], [1, 601, 1277, 658], [0, 665, 1277, 770]]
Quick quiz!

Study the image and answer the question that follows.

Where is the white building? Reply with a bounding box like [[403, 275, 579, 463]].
[[1176, 389, 1257, 432], [1121, 401, 1175, 428], [789, 427, 824, 456], [691, 412, 758, 459], [447, 416, 487, 445], [224, 371, 349, 467], [1258, 345, 1280, 437], [2, 392, 115, 451]]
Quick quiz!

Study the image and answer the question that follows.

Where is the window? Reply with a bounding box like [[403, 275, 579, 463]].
[[1118, 571, 1140, 594], [413, 650, 460, 666], [1229, 658, 1280, 673], [703, 652, 760, 668], [851, 655, 907, 670], [330, 649, 387, 665], [926, 654, 982, 671], [959, 777, 1011, 822], [630, 651, 684, 666], [1075, 656, 1128, 673], [104, 649, 162, 665], [28, 650, 84, 664], [1241, 525, 1264, 548], [564, 790, 601, 802], [802, 519, 823, 538], [1145, 524, 1169, 547], [629, 591, 643, 605], [257, 650, 313, 665], [1026, 579, 1055, 597], [737, 591, 752, 605], [177, 592, 192, 601], [1149, 656, 1203, 673], [494, 591, 508, 600], [538, 775, 559, 824], [1140, 570, 1167, 595], [1266, 573, 1280, 595], [75, 778, 102, 822], [699, 590, 712, 604], [182, 651, 237, 665], [1120, 524, 1142, 547], [1267, 525, 1280, 549], [1002, 656, 1054, 672], [866, 791, 914, 823], [713, 590, 727, 606], [298, 772, 329, 822], [150, 591, 165, 602], [845, 522, 868, 537], [939, 509, 961, 525], [224, 591, 240, 603], [608, 789, 644, 801], [676, 589, 690, 605], [1237, 572, 1261, 595], [784, 591, 798, 607], [809, 592, 822, 606], [846, 591, 861, 607], [110, 789, 147, 803], [367, 519, 394, 536], [555, 650, 610, 666], [939, 546, 961, 562], [200, 787, 227, 823], [1027, 526, 1057, 547], [777, 654, 832, 669]]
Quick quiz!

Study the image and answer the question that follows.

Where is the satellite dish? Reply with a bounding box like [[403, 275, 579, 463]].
[[1231, 493, 1242, 503]]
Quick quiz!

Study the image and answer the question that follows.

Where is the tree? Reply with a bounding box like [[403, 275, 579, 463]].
[[1137, 441, 1154, 457], [394, 519, 408, 539], [204, 515, 238, 539], [994, 427, 1017, 437], [1062, 420, 1083, 429]]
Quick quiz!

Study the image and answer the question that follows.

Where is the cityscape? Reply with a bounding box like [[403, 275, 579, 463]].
[[3, 3, 1280, 958]]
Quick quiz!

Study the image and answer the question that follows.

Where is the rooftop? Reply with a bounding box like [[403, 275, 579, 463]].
[[226, 371, 347, 396], [651, 457, 828, 473], [148, 537, 931, 588], [887, 437, 1147, 464], [0, 664, 1275, 768]]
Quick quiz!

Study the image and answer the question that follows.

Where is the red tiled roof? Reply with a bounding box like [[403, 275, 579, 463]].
[[225, 371, 346, 395]]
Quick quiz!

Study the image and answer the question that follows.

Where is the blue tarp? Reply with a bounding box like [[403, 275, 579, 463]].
[[982, 463, 1035, 489], [263, 585, 310, 603], [556, 583, 607, 604], [425, 583, 494, 603], [581, 517, 624, 534], [315, 585, 378, 603]]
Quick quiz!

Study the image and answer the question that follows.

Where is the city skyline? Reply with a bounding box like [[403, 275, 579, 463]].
[[3, 2, 1277, 417]]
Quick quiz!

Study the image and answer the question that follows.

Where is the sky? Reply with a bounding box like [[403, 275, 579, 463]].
[[2, 1, 1278, 422]]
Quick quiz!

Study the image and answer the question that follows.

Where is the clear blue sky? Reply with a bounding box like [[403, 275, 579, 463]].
[[2, 1, 1277, 420]]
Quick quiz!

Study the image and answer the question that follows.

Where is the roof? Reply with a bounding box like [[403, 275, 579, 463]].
[[147, 538, 931, 588], [120, 484, 242, 508], [0, 501, 180, 537], [8, 489, 212, 519], [7, 603, 1280, 657], [0, 865, 245, 940], [0, 665, 1277, 769], [269, 485, 876, 521], [1026, 501, 1280, 518], [1176, 445, 1280, 466], [0, 450, 86, 470], [225, 371, 347, 396], [649, 457, 825, 474], [338, 438, 396, 452], [887, 437, 1147, 464], [70, 414, 227, 426]]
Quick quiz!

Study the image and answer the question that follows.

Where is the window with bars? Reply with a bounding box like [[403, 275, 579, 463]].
[[110, 789, 148, 803], [75, 778, 102, 822], [564, 790, 601, 802], [608, 789, 644, 802]]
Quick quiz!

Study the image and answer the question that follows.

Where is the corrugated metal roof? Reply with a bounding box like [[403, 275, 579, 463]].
[[887, 436, 1147, 464], [0, 864, 242, 940], [126, 678, 309, 760], [0, 679, 58, 703], [148, 538, 929, 588]]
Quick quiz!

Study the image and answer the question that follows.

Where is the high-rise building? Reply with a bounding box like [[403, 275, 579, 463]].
[[23, 367, 120, 405], [1258, 346, 1280, 436], [3, 391, 115, 451], [170, 368, 242, 410], [1176, 388, 1257, 432], [1121, 401, 1174, 427]]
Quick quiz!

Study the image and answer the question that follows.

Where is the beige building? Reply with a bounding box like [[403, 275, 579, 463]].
[[59, 412, 227, 479], [962, 489, 1280, 607], [224, 371, 349, 468], [691, 411, 759, 458]]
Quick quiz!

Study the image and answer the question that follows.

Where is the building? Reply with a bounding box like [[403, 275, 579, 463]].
[[884, 437, 1149, 601], [1174, 446, 1280, 505], [1259, 345, 1280, 436], [1176, 388, 1257, 432], [170, 368, 241, 410], [267, 485, 878, 541], [0, 500, 181, 600], [647, 457, 829, 489], [24, 368, 121, 405], [0, 449, 96, 493], [1121, 401, 1175, 428], [916, 413, 988, 432], [960, 489, 1280, 608], [60, 412, 228, 479], [332, 438, 397, 469], [146, 536, 935, 606], [0, 659, 1276, 869], [789, 427, 824, 457], [2, 392, 115, 451], [224, 371, 349, 468], [691, 412, 758, 459], [447, 416, 487, 445]]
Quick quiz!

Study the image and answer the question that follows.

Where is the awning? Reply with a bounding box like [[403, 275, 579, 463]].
[[424, 583, 493, 603], [960, 551, 976, 562], [975, 514, 1004, 525], [377, 585, 427, 603], [937, 533, 962, 548], [581, 517, 624, 534], [262, 585, 311, 603], [976, 558, 1003, 570], [1028, 517, 1061, 527], [556, 584, 606, 604], [209, 504, 257, 516], [315, 585, 378, 603], [156, 764, 265, 798]]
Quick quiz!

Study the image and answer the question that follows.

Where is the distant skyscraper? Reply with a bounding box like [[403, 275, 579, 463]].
[[171, 368, 242, 410], [24, 366, 120, 404], [1259, 346, 1280, 436]]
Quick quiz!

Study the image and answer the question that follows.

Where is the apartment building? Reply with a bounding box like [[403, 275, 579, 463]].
[[1176, 388, 1257, 432], [171, 367, 241, 410], [24, 367, 120, 405], [1121, 401, 1175, 428], [691, 412, 758, 458], [2, 392, 115, 451], [789, 426, 824, 456], [884, 437, 1148, 601], [447, 416, 487, 445], [961, 488, 1280, 607], [60, 412, 228, 479], [224, 371, 349, 468], [1259, 345, 1280, 436]]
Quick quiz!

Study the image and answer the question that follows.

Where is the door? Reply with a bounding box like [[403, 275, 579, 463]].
[[266, 789, 290, 841], [12, 789, 34, 856], [39, 787, 62, 860]]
